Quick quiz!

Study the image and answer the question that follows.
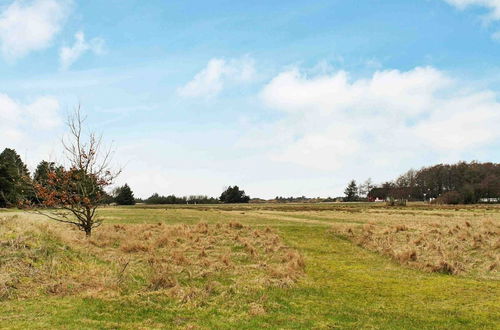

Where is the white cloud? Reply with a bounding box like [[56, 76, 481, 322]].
[[0, 0, 71, 60], [414, 91, 500, 149], [25, 96, 62, 129], [258, 66, 500, 172], [178, 57, 256, 98], [274, 126, 360, 171], [0, 93, 61, 142], [261, 67, 449, 116], [0, 93, 22, 124], [0, 93, 63, 172], [59, 31, 105, 70]]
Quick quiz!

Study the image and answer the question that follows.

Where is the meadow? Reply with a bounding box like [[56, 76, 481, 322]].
[[0, 202, 499, 329]]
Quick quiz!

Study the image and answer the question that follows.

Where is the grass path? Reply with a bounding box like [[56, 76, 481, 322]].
[[240, 210, 336, 226], [271, 226, 499, 329], [0, 208, 499, 329]]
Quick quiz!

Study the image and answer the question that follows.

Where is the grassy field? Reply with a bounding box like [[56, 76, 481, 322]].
[[1, 203, 499, 329]]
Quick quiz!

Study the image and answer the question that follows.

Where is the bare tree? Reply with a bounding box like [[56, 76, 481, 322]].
[[359, 178, 374, 198], [26, 105, 120, 236]]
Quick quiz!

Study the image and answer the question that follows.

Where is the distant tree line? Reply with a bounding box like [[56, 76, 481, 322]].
[[275, 196, 308, 203], [273, 196, 339, 203], [144, 193, 219, 204], [141, 186, 251, 204], [366, 162, 500, 204]]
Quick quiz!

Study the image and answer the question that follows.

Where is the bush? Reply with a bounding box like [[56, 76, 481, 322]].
[[437, 191, 463, 205], [460, 185, 477, 204], [220, 186, 250, 203], [386, 197, 407, 207]]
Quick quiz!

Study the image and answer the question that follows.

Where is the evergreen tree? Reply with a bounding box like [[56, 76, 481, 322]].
[[101, 191, 116, 205], [115, 184, 136, 205], [344, 180, 359, 202], [0, 148, 32, 207], [33, 160, 57, 185], [0, 165, 10, 207], [219, 185, 250, 203]]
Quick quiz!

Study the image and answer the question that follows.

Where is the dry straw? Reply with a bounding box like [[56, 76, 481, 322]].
[[0, 215, 305, 302]]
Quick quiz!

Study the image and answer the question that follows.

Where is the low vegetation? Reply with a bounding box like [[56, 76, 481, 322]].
[[0, 215, 113, 300], [0, 214, 304, 303], [331, 218, 499, 278]]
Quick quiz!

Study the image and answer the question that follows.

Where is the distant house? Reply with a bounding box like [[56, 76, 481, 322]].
[[368, 187, 390, 201], [479, 197, 500, 203], [368, 187, 415, 202]]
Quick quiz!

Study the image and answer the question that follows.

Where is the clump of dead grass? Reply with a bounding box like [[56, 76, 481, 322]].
[[0, 216, 305, 302], [0, 215, 116, 300], [331, 218, 499, 279]]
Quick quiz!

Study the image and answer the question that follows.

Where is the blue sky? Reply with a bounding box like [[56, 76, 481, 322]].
[[1, 0, 500, 198]]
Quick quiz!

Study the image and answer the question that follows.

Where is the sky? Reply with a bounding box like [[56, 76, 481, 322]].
[[1, 0, 500, 199]]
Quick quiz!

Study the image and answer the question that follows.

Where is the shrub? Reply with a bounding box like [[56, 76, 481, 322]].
[[437, 191, 463, 205], [386, 197, 407, 206]]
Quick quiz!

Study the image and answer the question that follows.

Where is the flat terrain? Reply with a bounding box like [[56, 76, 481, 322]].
[[1, 203, 499, 329]]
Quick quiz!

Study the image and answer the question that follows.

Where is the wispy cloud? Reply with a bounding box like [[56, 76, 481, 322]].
[[178, 56, 255, 98], [0, 0, 71, 61], [443, 0, 500, 39], [491, 29, 500, 39], [444, 0, 500, 20], [59, 31, 105, 70]]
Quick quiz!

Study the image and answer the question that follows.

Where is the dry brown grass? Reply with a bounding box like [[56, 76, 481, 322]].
[[0, 215, 116, 300], [0, 216, 304, 302], [331, 217, 499, 278]]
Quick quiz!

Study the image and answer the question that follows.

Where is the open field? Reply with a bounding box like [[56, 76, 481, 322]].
[[1, 203, 499, 329]]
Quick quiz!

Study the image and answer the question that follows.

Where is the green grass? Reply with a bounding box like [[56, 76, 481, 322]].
[[1, 204, 499, 329]]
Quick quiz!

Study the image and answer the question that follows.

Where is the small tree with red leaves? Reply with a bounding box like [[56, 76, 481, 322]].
[[26, 106, 120, 237]]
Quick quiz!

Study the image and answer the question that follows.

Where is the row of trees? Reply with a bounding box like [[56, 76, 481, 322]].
[[366, 162, 500, 204], [273, 196, 339, 203], [144, 193, 219, 204], [142, 186, 250, 204], [274, 196, 309, 203]]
